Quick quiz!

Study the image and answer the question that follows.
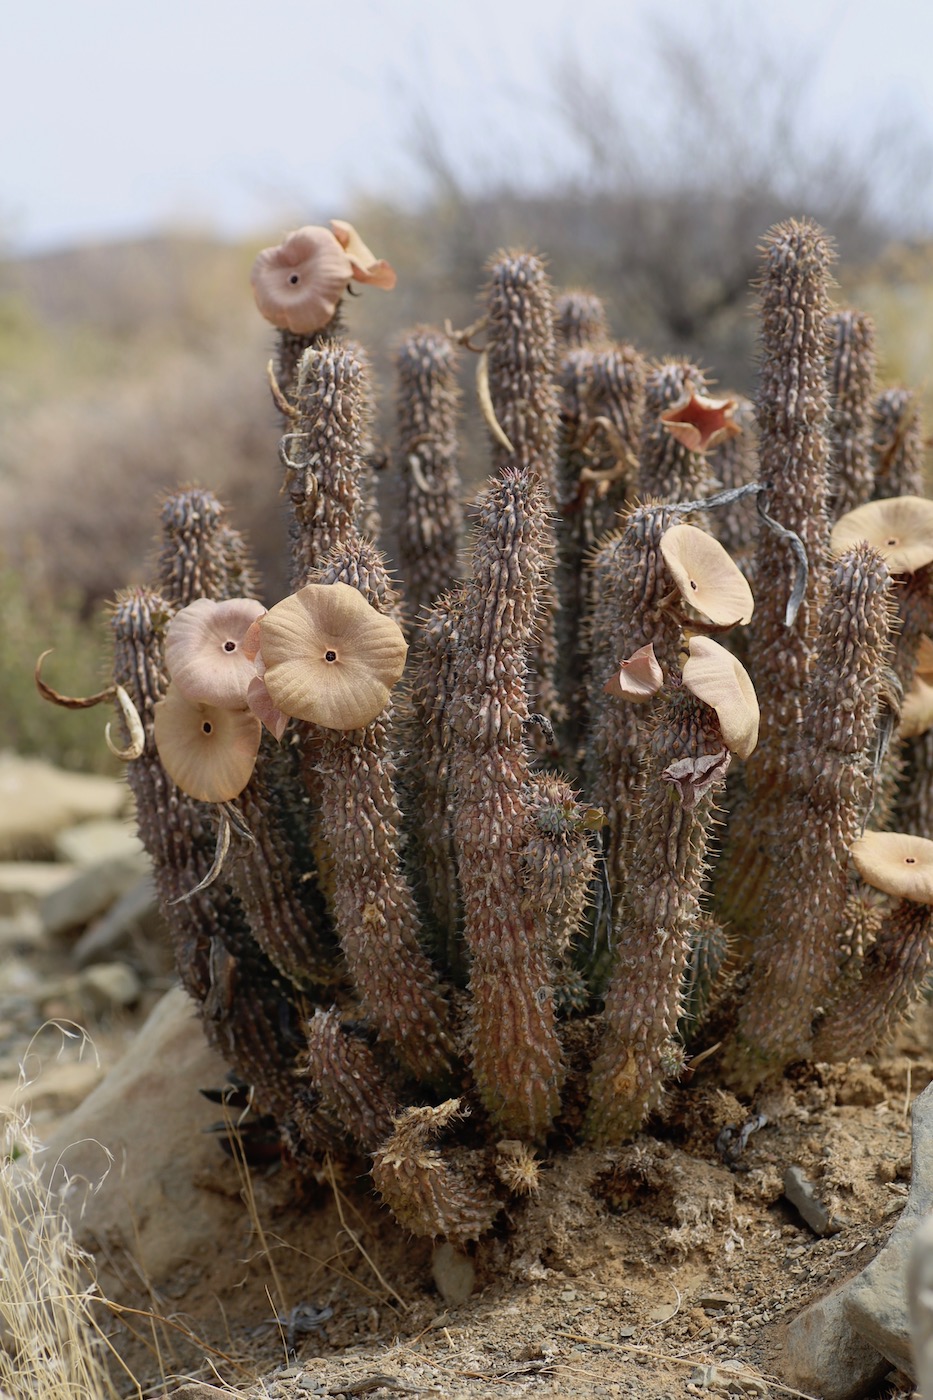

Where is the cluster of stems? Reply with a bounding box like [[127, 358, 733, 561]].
[[89, 221, 933, 1246]]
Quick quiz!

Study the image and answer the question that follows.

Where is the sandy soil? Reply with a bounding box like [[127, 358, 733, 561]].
[[68, 1004, 929, 1399]]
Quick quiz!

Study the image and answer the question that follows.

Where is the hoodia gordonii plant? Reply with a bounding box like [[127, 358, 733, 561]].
[[42, 215, 933, 1244]]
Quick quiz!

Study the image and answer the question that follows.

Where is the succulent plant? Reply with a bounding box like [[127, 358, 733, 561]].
[[44, 215, 933, 1254]]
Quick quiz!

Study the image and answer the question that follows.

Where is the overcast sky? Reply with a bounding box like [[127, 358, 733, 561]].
[[5, 0, 933, 253]]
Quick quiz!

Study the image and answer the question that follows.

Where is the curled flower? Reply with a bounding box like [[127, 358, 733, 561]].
[[251, 225, 354, 334], [603, 643, 664, 702], [330, 220, 397, 289], [660, 380, 740, 454], [682, 635, 759, 759], [660, 524, 754, 626]]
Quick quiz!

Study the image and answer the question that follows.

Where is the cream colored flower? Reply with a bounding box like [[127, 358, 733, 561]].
[[164, 597, 265, 710], [682, 635, 759, 759], [831, 497, 933, 574], [259, 581, 408, 731], [251, 225, 354, 333], [660, 524, 754, 626], [153, 682, 262, 802]]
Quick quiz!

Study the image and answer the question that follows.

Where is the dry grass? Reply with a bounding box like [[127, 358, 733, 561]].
[[0, 1040, 127, 1399]]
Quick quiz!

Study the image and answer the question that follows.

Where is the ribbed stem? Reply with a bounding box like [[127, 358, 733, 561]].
[[554, 290, 610, 351], [158, 488, 261, 608], [871, 388, 925, 499], [813, 901, 933, 1061], [638, 360, 711, 502], [448, 468, 564, 1138], [725, 543, 892, 1090], [394, 327, 463, 621], [303, 534, 454, 1082], [286, 342, 372, 589], [371, 1101, 499, 1245], [718, 219, 836, 930], [304, 1008, 397, 1152], [827, 309, 876, 520], [484, 251, 563, 728], [586, 689, 727, 1143], [583, 503, 682, 903]]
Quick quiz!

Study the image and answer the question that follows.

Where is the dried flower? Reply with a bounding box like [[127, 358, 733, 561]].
[[153, 681, 262, 802], [330, 220, 397, 288], [251, 225, 354, 333], [603, 643, 664, 701], [682, 635, 759, 758], [660, 524, 754, 626], [259, 581, 408, 731], [164, 597, 265, 710]]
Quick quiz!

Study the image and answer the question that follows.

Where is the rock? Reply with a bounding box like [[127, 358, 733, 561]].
[[0, 956, 42, 998], [432, 1242, 476, 1306], [844, 1081, 933, 1374], [42, 986, 242, 1288], [784, 1163, 846, 1236], [54, 819, 145, 868], [0, 754, 126, 859], [0, 862, 79, 917], [908, 1213, 933, 1400], [0, 910, 45, 952], [784, 1082, 933, 1394], [77, 961, 142, 1010], [0, 1057, 106, 1121], [782, 1287, 891, 1400], [39, 853, 150, 938], [72, 875, 162, 966]]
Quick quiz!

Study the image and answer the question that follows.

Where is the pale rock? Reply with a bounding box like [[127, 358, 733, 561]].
[[0, 1057, 106, 1120], [782, 1288, 890, 1400], [784, 1082, 933, 1394], [0, 910, 45, 951], [42, 986, 243, 1287], [844, 1081, 933, 1374], [77, 961, 142, 1010], [0, 861, 78, 917], [0, 956, 42, 997], [909, 1212, 933, 1400], [432, 1241, 476, 1306], [39, 854, 149, 937], [73, 875, 162, 966], [54, 818, 145, 868], [0, 754, 126, 859]]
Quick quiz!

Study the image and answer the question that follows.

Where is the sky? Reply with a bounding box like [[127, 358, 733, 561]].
[[5, 0, 933, 254]]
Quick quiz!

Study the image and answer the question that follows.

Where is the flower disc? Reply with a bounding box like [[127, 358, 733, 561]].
[[154, 682, 262, 802], [251, 225, 354, 333], [831, 497, 933, 574], [850, 830, 933, 904], [164, 597, 265, 710], [260, 581, 408, 731], [660, 524, 754, 626]]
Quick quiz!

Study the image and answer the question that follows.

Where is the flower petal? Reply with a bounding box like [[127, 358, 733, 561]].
[[260, 581, 408, 731], [164, 598, 266, 710], [251, 226, 353, 333], [330, 220, 397, 290], [154, 682, 261, 802]]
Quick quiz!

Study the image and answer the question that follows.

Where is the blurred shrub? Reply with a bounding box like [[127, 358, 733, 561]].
[[0, 557, 117, 772]]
